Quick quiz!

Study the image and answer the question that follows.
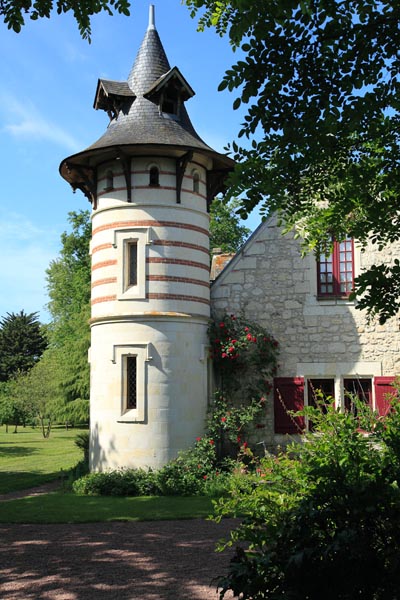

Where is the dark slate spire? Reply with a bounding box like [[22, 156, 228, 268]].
[[127, 5, 170, 94], [59, 5, 234, 202]]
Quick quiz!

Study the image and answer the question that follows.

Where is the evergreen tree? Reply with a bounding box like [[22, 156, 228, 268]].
[[0, 310, 47, 382]]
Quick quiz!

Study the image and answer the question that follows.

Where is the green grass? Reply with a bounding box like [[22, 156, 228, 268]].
[[0, 425, 87, 493], [0, 493, 216, 523]]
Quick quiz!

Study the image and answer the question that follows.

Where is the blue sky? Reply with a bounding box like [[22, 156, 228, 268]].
[[0, 0, 260, 323]]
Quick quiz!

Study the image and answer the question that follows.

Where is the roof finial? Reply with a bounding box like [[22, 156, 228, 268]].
[[148, 5, 156, 30]]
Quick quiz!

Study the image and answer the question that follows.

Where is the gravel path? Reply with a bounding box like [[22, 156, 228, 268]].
[[0, 518, 237, 599]]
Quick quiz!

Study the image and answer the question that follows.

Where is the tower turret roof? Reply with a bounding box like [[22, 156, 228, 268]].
[[59, 5, 234, 203]]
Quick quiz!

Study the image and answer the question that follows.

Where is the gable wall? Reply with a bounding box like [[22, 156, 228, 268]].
[[211, 214, 400, 446]]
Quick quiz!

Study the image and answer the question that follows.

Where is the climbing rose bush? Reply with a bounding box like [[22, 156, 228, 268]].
[[209, 313, 278, 397]]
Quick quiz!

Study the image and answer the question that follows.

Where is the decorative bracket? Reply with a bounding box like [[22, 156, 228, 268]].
[[176, 151, 193, 204], [207, 169, 232, 211], [116, 148, 132, 202], [65, 162, 97, 208]]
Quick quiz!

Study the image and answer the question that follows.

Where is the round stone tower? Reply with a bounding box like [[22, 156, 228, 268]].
[[59, 6, 233, 471]]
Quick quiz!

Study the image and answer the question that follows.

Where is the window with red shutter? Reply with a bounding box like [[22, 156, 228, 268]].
[[317, 237, 354, 298], [374, 376, 397, 417], [274, 377, 305, 434]]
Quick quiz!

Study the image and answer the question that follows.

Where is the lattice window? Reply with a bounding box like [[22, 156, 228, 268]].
[[127, 241, 138, 287], [126, 356, 137, 410]]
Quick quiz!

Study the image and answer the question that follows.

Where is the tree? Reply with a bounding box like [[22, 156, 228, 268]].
[[210, 198, 250, 253], [185, 0, 400, 322], [11, 349, 65, 437], [46, 210, 91, 403], [0, 310, 47, 382], [1, 0, 130, 40]]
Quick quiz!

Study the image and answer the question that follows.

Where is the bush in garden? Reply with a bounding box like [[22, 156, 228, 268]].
[[72, 468, 159, 496], [215, 390, 400, 600]]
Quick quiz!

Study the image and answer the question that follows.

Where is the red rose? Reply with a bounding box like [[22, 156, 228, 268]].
[[246, 333, 252, 341], [209, 439, 215, 445], [221, 417, 227, 422], [196, 437, 201, 442]]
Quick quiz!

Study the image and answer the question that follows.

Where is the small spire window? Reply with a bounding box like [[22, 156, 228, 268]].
[[104, 170, 114, 191], [192, 170, 200, 194], [149, 166, 160, 187]]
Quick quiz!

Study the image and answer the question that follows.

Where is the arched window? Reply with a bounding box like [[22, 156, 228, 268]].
[[149, 166, 159, 187], [105, 170, 114, 191], [192, 170, 200, 194]]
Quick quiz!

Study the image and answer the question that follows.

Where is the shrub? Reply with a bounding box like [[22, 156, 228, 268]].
[[215, 396, 400, 600], [72, 468, 159, 496]]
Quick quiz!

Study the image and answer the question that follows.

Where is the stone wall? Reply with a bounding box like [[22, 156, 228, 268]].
[[211, 213, 400, 447]]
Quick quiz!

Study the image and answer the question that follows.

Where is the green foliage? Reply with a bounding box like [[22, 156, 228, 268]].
[[0, 310, 47, 382], [73, 468, 160, 497], [186, 0, 400, 322], [46, 210, 91, 404], [209, 313, 278, 395], [210, 197, 250, 253], [0, 0, 131, 41], [72, 436, 235, 497], [214, 389, 400, 599], [74, 431, 90, 463]]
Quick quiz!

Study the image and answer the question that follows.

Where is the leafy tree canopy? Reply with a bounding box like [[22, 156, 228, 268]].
[[210, 198, 250, 253], [0, 310, 47, 382], [186, 0, 400, 322], [46, 210, 91, 402], [0, 0, 130, 40]]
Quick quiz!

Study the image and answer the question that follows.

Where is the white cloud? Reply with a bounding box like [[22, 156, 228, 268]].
[[0, 94, 81, 152]]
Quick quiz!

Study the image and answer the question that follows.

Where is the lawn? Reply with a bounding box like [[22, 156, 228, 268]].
[[0, 425, 219, 524], [0, 425, 86, 493], [0, 493, 216, 523]]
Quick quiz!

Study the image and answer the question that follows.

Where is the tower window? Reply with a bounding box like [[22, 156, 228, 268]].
[[105, 170, 114, 191], [126, 241, 138, 288], [149, 166, 159, 187], [126, 356, 137, 410], [192, 171, 200, 194]]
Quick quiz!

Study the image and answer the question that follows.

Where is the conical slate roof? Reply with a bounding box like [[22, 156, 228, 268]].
[[60, 5, 234, 199]]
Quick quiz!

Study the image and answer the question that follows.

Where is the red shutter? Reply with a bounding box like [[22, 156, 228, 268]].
[[274, 377, 305, 434], [374, 377, 397, 417]]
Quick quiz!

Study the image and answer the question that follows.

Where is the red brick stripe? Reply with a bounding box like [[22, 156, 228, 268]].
[[92, 260, 117, 271], [147, 293, 210, 305], [93, 220, 209, 237], [147, 257, 209, 271], [147, 275, 210, 288], [152, 240, 209, 255], [91, 295, 117, 305], [92, 243, 113, 254], [92, 277, 117, 288]]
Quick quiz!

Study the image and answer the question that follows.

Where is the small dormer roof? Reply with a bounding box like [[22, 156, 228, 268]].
[[93, 79, 135, 112], [144, 66, 195, 103]]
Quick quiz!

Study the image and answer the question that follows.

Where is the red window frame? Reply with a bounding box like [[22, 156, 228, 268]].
[[317, 238, 354, 298]]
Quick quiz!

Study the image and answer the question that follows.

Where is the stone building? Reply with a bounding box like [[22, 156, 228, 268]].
[[211, 213, 400, 448], [59, 6, 233, 471]]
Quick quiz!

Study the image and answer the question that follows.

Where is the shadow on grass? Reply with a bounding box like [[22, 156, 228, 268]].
[[0, 446, 37, 457], [0, 471, 62, 495]]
